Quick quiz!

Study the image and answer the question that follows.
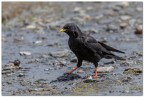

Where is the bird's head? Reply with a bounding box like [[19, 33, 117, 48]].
[[59, 23, 82, 38]]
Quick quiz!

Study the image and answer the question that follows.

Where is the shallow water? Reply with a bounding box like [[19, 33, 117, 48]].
[[2, 2, 143, 96]]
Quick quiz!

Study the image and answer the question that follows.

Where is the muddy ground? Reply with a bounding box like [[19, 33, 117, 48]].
[[2, 2, 143, 96]]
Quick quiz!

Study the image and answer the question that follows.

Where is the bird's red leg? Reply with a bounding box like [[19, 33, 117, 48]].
[[92, 67, 98, 79], [66, 67, 78, 74]]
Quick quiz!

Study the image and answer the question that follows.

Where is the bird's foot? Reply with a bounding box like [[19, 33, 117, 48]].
[[92, 75, 98, 79]]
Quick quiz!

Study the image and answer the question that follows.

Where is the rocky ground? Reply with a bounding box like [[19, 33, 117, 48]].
[[2, 2, 143, 96]]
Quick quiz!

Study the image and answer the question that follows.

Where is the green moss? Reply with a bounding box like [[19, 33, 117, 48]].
[[72, 82, 96, 95]]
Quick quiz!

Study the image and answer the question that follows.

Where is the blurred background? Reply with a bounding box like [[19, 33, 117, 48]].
[[2, 2, 143, 96]]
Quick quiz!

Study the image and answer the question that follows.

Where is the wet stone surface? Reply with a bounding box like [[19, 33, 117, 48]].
[[2, 2, 143, 96]]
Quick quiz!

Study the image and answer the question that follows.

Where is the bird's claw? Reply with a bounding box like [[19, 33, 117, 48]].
[[92, 75, 99, 79]]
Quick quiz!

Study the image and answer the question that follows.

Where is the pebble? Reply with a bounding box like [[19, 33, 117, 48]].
[[87, 28, 99, 34], [86, 6, 93, 11], [123, 68, 142, 75], [73, 7, 81, 13], [100, 37, 107, 43], [120, 15, 131, 21], [83, 15, 92, 21], [121, 77, 132, 82], [13, 37, 24, 42], [70, 57, 77, 63], [49, 25, 57, 31], [106, 24, 118, 32], [34, 40, 42, 44], [77, 69, 84, 73], [136, 52, 143, 56], [129, 19, 136, 26], [47, 42, 58, 47], [112, 6, 121, 12], [24, 24, 37, 30], [134, 25, 143, 34], [120, 22, 128, 29], [120, 61, 132, 66], [71, 17, 85, 24], [49, 49, 71, 58], [95, 14, 103, 20], [18, 73, 25, 77], [116, 2, 129, 8], [13, 59, 21, 66], [73, 7, 85, 14], [19, 51, 31, 56], [136, 7, 142, 12], [44, 68, 53, 71], [97, 66, 114, 73]]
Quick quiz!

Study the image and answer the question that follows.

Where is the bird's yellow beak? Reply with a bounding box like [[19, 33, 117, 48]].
[[59, 28, 66, 32]]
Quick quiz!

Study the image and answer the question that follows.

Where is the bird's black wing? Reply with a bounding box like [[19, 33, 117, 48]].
[[81, 35, 110, 56], [98, 41, 125, 54]]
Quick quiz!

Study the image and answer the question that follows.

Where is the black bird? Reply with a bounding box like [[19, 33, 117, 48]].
[[59, 23, 125, 79]]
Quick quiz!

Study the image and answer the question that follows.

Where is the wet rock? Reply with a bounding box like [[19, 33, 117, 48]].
[[72, 82, 95, 94], [55, 59, 67, 66], [33, 40, 42, 44], [112, 6, 121, 12], [100, 37, 107, 43], [120, 22, 128, 29], [73, 7, 86, 14], [15, 86, 60, 96], [27, 59, 40, 64], [2, 61, 21, 70], [13, 59, 21, 66], [70, 57, 77, 63], [47, 42, 58, 47], [20, 51, 31, 56], [95, 14, 103, 20], [77, 69, 84, 73], [86, 6, 93, 11], [50, 73, 81, 82], [97, 66, 114, 73], [129, 19, 136, 27], [18, 73, 25, 77], [134, 25, 143, 34], [116, 2, 129, 8], [83, 15, 92, 21], [24, 24, 37, 30], [129, 85, 142, 91], [49, 25, 58, 31], [120, 15, 131, 21], [73, 7, 81, 13], [13, 37, 24, 43], [86, 28, 99, 34], [71, 17, 85, 24], [121, 77, 132, 83], [83, 76, 102, 83], [106, 24, 118, 32], [123, 68, 142, 75], [122, 89, 130, 93], [49, 49, 71, 58], [120, 61, 133, 66], [136, 7, 142, 12], [44, 68, 53, 71], [104, 61, 115, 64], [135, 52, 143, 56]]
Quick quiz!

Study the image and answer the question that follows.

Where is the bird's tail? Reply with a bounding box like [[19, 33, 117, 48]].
[[112, 54, 125, 60], [104, 53, 125, 60]]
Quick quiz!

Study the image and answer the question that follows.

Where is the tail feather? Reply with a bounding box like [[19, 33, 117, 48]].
[[112, 54, 125, 60], [104, 53, 125, 60], [98, 42, 125, 54]]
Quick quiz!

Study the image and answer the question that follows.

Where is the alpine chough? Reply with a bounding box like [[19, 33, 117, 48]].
[[59, 23, 125, 79]]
